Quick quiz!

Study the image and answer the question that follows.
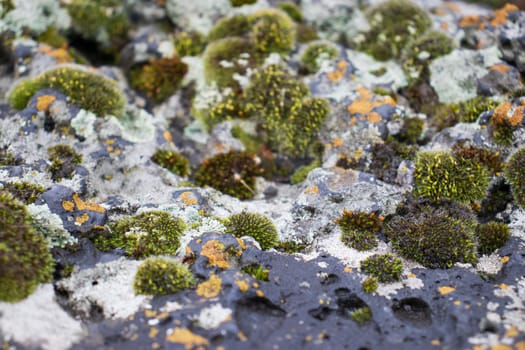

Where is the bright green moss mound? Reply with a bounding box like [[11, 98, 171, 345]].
[[476, 221, 510, 255], [225, 212, 279, 250], [0, 191, 54, 302], [250, 9, 296, 56], [414, 151, 490, 203], [505, 147, 525, 208], [194, 151, 262, 200], [362, 277, 378, 293], [174, 31, 206, 57], [359, 0, 431, 61], [134, 257, 195, 296], [129, 57, 188, 103], [207, 14, 253, 42], [385, 199, 478, 269], [351, 307, 372, 325], [335, 210, 382, 251], [95, 211, 186, 259], [290, 160, 321, 184], [360, 254, 403, 283], [278, 2, 303, 22], [151, 149, 190, 177], [8, 66, 126, 117], [300, 41, 339, 74]]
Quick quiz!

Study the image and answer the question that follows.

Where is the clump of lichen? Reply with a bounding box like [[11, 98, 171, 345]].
[[335, 210, 382, 251], [94, 211, 186, 259], [414, 151, 490, 203], [2, 182, 45, 204], [225, 211, 279, 250], [385, 198, 478, 269], [0, 191, 54, 302], [47, 144, 83, 181], [300, 40, 338, 74], [129, 57, 188, 102], [475, 221, 510, 255], [360, 254, 403, 283], [174, 31, 206, 57], [504, 146, 525, 208], [134, 257, 195, 295], [8, 66, 126, 117], [151, 149, 190, 177], [362, 277, 378, 293], [357, 0, 431, 61], [245, 64, 329, 157], [194, 151, 262, 200]]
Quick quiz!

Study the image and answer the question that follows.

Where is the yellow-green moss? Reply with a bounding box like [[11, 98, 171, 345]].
[[134, 257, 195, 295], [47, 144, 82, 182], [207, 14, 253, 42], [174, 31, 206, 57], [151, 149, 190, 177], [290, 160, 320, 184], [335, 210, 381, 251], [225, 211, 279, 250], [249, 9, 296, 56], [2, 182, 45, 204], [362, 277, 378, 293], [278, 2, 303, 22], [476, 221, 510, 255], [351, 307, 372, 325], [230, 0, 257, 7], [505, 146, 525, 208], [360, 254, 403, 283], [300, 40, 338, 74]]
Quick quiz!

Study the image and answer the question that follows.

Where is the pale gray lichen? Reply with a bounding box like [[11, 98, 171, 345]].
[[28, 203, 78, 248], [0, 0, 70, 36], [71, 109, 97, 140]]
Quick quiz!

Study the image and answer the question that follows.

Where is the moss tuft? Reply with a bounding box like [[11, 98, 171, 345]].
[[47, 144, 82, 182], [504, 147, 525, 208], [151, 149, 190, 177], [395, 117, 424, 144], [368, 139, 418, 184], [451, 142, 504, 176], [414, 151, 489, 203], [207, 14, 252, 42], [360, 254, 403, 283], [8, 66, 126, 117], [225, 211, 279, 250], [290, 160, 321, 184], [94, 211, 186, 259], [0, 148, 17, 166], [241, 264, 270, 281], [249, 9, 296, 56], [351, 307, 372, 325], [362, 277, 378, 293], [0, 191, 54, 302], [194, 151, 262, 200], [174, 31, 206, 57], [335, 210, 382, 251], [476, 221, 510, 255], [230, 0, 257, 7], [134, 257, 195, 295], [300, 41, 338, 74], [278, 2, 303, 22], [205, 91, 248, 130], [2, 182, 45, 204]]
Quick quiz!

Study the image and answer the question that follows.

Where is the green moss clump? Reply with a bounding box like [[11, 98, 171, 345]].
[[414, 151, 490, 203], [95, 211, 186, 259], [203, 37, 260, 91], [205, 91, 248, 130], [0, 148, 17, 166], [300, 41, 338, 74], [476, 222, 510, 255], [230, 0, 257, 7], [430, 97, 497, 131], [47, 144, 82, 182], [296, 23, 319, 43], [207, 14, 252, 42], [278, 2, 303, 22], [276, 240, 308, 254], [335, 210, 382, 251], [351, 307, 372, 325], [8, 66, 126, 117], [504, 147, 525, 208], [130, 57, 188, 103], [385, 198, 478, 268], [358, 0, 431, 61], [249, 9, 296, 56], [362, 277, 378, 293], [241, 264, 270, 281], [194, 151, 262, 200], [360, 254, 403, 283], [245, 64, 329, 157], [290, 160, 321, 184], [451, 142, 504, 176], [0, 191, 54, 302], [37, 26, 68, 48], [134, 257, 195, 296], [395, 117, 424, 144], [174, 31, 206, 57], [225, 211, 279, 250], [151, 149, 190, 177], [2, 182, 45, 204]]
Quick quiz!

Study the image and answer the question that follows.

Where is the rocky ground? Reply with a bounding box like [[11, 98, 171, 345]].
[[1, 0, 525, 349]]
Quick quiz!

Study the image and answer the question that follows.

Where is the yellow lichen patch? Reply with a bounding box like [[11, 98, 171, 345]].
[[453, 300, 461, 306], [201, 240, 229, 269], [501, 256, 510, 263], [491, 344, 512, 350], [367, 112, 382, 124], [491, 4, 519, 27], [62, 200, 75, 211], [431, 339, 441, 346], [237, 331, 248, 341], [105, 139, 116, 145], [438, 286, 456, 295], [145, 309, 157, 318], [515, 342, 525, 350], [165, 328, 209, 349], [235, 279, 249, 293], [505, 325, 519, 337], [36, 95, 56, 111], [236, 237, 246, 250], [510, 106, 525, 126], [75, 213, 90, 225], [499, 283, 509, 290], [37, 45, 73, 64], [156, 311, 170, 320], [344, 266, 352, 273], [304, 185, 319, 195], [326, 60, 348, 83], [72, 193, 105, 213], [256, 290, 264, 297], [407, 273, 416, 278], [196, 274, 222, 298], [163, 130, 173, 143], [490, 64, 511, 73], [179, 191, 198, 206], [149, 327, 159, 338]]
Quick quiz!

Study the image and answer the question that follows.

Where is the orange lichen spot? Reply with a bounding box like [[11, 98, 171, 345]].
[[440, 21, 449, 31], [145, 309, 157, 318], [499, 283, 509, 290], [501, 256, 510, 263], [237, 331, 248, 341], [185, 246, 193, 255], [163, 130, 173, 143], [196, 274, 222, 298], [367, 112, 382, 124], [431, 339, 441, 346], [236, 237, 246, 250], [37, 45, 73, 63], [72, 193, 106, 213], [433, 8, 447, 16], [407, 273, 416, 279], [256, 290, 265, 297], [343, 266, 352, 273], [510, 106, 525, 126], [438, 286, 456, 295], [149, 327, 159, 338], [459, 15, 483, 28], [36, 95, 56, 111], [443, 2, 460, 12], [252, 282, 259, 288], [326, 60, 349, 82], [491, 4, 519, 27], [490, 64, 511, 73], [62, 200, 75, 212], [75, 213, 90, 224], [235, 279, 250, 293], [201, 240, 229, 269], [106, 146, 114, 152], [105, 139, 116, 145], [515, 342, 525, 350], [165, 328, 209, 349], [347, 88, 395, 124], [491, 344, 512, 350], [113, 149, 122, 156], [505, 325, 519, 337], [304, 185, 319, 195], [332, 138, 343, 148], [492, 101, 512, 125]]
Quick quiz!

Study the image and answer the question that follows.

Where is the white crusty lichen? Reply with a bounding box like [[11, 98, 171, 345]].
[[28, 203, 78, 248], [0, 0, 70, 36]]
